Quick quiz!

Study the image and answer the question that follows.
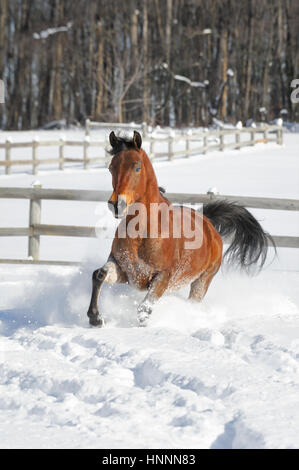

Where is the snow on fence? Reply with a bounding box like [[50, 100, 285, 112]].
[[0, 185, 298, 266], [0, 124, 283, 175]]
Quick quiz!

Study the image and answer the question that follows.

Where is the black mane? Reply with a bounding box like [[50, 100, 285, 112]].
[[109, 135, 136, 156]]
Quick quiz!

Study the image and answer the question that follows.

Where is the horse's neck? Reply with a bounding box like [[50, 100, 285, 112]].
[[141, 150, 168, 207], [123, 150, 170, 237], [132, 150, 170, 237]]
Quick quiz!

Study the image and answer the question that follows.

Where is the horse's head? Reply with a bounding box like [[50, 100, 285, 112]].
[[107, 130, 147, 218]]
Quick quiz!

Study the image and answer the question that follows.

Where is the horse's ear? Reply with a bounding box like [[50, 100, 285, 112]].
[[109, 131, 118, 148], [133, 130, 142, 150]]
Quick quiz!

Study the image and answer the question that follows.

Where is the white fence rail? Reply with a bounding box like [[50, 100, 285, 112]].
[[0, 186, 297, 266], [0, 123, 283, 175]]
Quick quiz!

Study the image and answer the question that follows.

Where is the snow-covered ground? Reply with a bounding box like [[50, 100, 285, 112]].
[[0, 131, 298, 448]]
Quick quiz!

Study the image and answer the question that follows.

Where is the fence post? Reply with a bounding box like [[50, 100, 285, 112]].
[[83, 135, 90, 169], [149, 137, 155, 160], [186, 134, 190, 157], [168, 137, 174, 161], [59, 136, 65, 171], [85, 119, 90, 137], [207, 187, 219, 200], [250, 128, 255, 146], [277, 127, 283, 145], [235, 130, 240, 150], [263, 127, 268, 143], [5, 137, 12, 175], [32, 136, 39, 175], [28, 182, 42, 261], [203, 134, 208, 155], [141, 122, 148, 138], [104, 148, 111, 168], [219, 131, 224, 151]]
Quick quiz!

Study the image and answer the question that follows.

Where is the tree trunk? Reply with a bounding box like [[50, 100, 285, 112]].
[[53, 0, 63, 120], [220, 29, 228, 120], [142, 1, 150, 124], [0, 0, 7, 126], [164, 0, 173, 124], [244, 1, 254, 119], [0, 0, 6, 75], [95, 21, 104, 120]]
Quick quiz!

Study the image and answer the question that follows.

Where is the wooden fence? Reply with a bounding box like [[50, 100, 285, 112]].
[[0, 124, 283, 175], [85, 119, 148, 137], [0, 186, 298, 266]]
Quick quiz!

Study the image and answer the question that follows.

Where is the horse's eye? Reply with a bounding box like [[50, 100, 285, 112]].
[[135, 165, 141, 173]]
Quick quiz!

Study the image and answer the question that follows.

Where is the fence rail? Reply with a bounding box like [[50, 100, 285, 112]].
[[0, 186, 297, 266], [0, 123, 283, 175]]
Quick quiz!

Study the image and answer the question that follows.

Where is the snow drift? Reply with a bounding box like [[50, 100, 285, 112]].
[[0, 131, 298, 448]]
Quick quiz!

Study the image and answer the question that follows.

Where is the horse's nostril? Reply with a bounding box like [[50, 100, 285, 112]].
[[108, 199, 127, 217], [118, 199, 127, 212], [108, 200, 116, 212]]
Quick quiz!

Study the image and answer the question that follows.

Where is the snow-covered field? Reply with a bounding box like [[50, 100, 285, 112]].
[[0, 130, 298, 448]]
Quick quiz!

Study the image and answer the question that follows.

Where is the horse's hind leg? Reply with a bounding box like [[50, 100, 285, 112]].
[[87, 258, 127, 327], [189, 273, 212, 302], [189, 263, 221, 302]]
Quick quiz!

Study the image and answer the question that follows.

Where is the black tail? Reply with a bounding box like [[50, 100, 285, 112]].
[[203, 200, 276, 270]]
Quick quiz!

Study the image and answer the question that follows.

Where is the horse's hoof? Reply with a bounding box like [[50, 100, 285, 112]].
[[138, 317, 149, 327], [137, 303, 152, 327], [89, 315, 105, 327]]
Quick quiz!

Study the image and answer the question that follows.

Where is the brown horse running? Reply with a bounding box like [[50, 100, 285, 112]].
[[87, 131, 273, 327]]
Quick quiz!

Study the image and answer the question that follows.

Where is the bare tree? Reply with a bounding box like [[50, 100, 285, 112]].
[[0, 0, 298, 130]]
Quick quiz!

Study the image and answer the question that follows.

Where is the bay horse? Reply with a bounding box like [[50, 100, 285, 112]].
[[87, 130, 273, 327]]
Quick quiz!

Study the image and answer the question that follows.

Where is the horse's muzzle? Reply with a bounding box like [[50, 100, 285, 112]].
[[108, 198, 127, 218]]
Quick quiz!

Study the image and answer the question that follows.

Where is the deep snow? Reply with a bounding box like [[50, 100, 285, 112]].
[[0, 131, 298, 448]]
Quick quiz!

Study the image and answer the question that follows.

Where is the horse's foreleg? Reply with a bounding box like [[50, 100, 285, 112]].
[[87, 259, 127, 327], [137, 271, 170, 326]]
